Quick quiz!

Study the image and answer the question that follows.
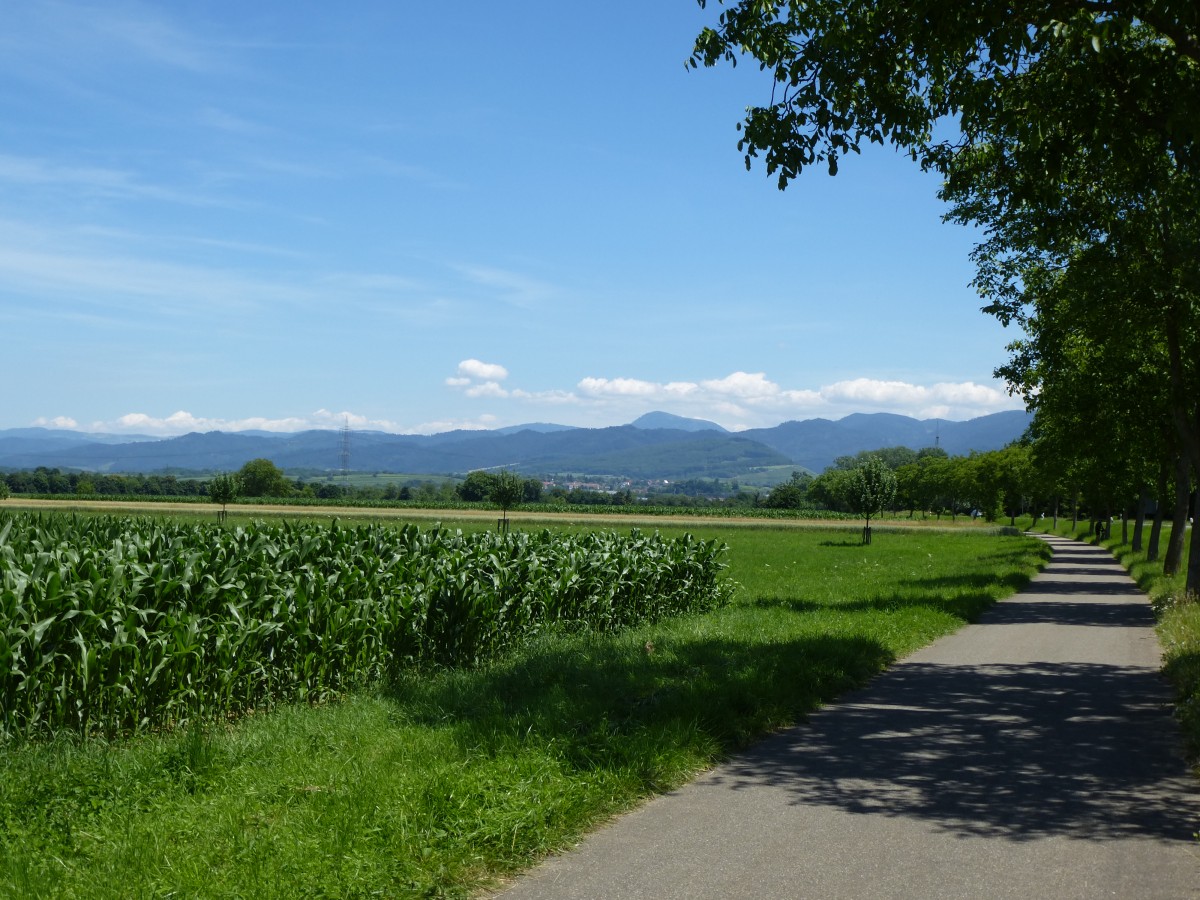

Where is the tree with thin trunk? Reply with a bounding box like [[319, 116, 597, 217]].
[[208, 473, 239, 524], [489, 471, 525, 533], [849, 456, 896, 545]]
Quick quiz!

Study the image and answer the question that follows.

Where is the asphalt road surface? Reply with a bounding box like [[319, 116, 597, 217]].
[[494, 534, 1200, 899]]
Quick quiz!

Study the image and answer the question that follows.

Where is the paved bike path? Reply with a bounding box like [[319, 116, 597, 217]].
[[495, 535, 1200, 899]]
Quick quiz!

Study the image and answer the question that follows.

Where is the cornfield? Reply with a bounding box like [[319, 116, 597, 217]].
[[0, 512, 732, 739]]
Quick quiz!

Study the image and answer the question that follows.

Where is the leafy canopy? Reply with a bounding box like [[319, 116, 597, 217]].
[[690, 1, 1200, 185]]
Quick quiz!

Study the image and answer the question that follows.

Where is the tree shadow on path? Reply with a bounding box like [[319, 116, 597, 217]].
[[701, 535, 1200, 845], [705, 660, 1198, 843]]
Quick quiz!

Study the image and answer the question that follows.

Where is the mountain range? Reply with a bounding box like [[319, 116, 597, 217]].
[[0, 410, 1031, 481]]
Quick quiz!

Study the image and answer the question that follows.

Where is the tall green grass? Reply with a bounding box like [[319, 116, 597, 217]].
[[0, 522, 1048, 898]]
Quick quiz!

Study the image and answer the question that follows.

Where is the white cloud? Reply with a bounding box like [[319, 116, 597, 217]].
[[566, 371, 1019, 428], [699, 371, 778, 399], [510, 388, 578, 405], [465, 381, 508, 399], [821, 378, 1014, 419], [578, 377, 659, 397], [33, 415, 78, 429], [574, 371, 825, 421], [445, 363, 1017, 430], [456, 359, 509, 381], [55, 374, 1017, 441], [409, 414, 498, 435]]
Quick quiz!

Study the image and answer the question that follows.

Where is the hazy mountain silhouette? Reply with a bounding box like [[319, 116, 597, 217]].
[[0, 410, 1030, 479]]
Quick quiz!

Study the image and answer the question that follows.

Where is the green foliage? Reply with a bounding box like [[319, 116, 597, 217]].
[[206, 472, 239, 522], [236, 458, 291, 498], [457, 470, 497, 502], [807, 467, 855, 512], [3, 468, 209, 498], [0, 482, 8, 501], [489, 470, 526, 527], [692, 1, 1200, 594], [848, 456, 897, 535], [833, 447, 917, 471], [690, 2, 1198, 186], [0, 512, 732, 739], [763, 470, 812, 509]]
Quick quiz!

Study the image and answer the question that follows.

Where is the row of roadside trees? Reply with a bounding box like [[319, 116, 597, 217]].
[[769, 445, 1040, 524], [691, 0, 1200, 594]]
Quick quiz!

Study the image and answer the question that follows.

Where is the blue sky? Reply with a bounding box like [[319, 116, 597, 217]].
[[0, 1, 1025, 437]]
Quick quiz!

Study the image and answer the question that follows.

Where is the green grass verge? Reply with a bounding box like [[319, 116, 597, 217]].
[[0, 523, 1048, 899]]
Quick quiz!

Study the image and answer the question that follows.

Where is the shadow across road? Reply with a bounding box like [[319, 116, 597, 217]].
[[707, 658, 1190, 843]]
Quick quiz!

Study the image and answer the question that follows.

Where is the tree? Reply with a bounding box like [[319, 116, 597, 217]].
[[692, 1, 1200, 592], [937, 26, 1200, 583], [457, 471, 498, 503], [236, 458, 291, 498], [0, 481, 9, 501], [764, 470, 811, 509], [521, 478, 544, 503], [807, 467, 855, 512], [848, 456, 897, 544], [207, 473, 239, 523], [690, 3, 1199, 186], [489, 471, 525, 531]]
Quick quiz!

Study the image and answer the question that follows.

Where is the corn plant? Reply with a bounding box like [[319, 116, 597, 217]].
[[0, 512, 731, 739]]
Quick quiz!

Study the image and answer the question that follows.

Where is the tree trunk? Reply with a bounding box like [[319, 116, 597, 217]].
[[1163, 310, 1200, 593], [1188, 510, 1200, 599], [1148, 462, 1169, 562], [1165, 453, 1190, 575], [1132, 487, 1146, 552]]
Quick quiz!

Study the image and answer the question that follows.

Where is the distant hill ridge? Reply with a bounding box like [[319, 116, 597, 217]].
[[0, 410, 1030, 480]]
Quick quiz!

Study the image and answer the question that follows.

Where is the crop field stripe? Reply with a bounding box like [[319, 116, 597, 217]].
[[0, 512, 732, 739]]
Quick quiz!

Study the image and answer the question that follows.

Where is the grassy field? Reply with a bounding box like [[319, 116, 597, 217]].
[[1, 513, 1051, 898]]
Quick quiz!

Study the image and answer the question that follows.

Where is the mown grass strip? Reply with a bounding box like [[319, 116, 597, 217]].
[[0, 523, 1048, 899]]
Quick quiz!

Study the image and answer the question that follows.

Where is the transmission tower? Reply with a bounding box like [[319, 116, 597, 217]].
[[339, 419, 351, 477]]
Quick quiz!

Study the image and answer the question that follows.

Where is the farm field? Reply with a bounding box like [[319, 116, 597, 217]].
[[0, 505, 1050, 898], [3, 496, 995, 530]]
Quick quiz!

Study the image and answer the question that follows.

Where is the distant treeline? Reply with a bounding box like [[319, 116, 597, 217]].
[[3, 443, 1065, 525], [2, 469, 208, 497]]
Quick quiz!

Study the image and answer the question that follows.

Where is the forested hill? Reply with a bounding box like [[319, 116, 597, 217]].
[[0, 410, 1029, 479]]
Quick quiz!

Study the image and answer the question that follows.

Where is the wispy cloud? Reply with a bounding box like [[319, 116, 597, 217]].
[[0, 153, 245, 208], [455, 265, 558, 309], [0, 2, 238, 94], [196, 106, 273, 136], [88, 8, 229, 73], [0, 218, 453, 324]]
